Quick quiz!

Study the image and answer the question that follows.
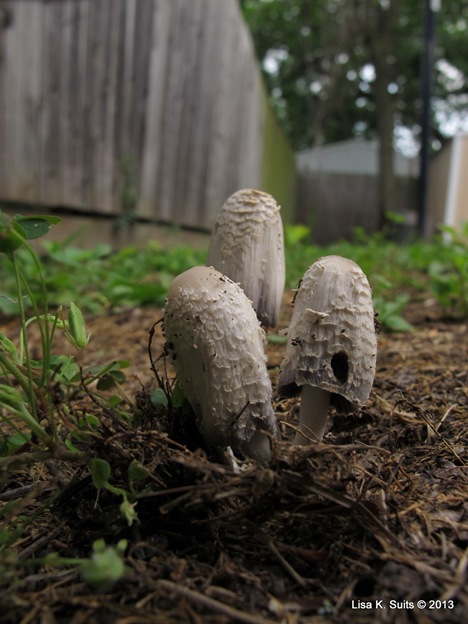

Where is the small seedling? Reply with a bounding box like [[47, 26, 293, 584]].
[[90, 458, 146, 526]]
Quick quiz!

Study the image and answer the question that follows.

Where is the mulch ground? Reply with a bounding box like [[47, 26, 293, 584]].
[[0, 291, 467, 623]]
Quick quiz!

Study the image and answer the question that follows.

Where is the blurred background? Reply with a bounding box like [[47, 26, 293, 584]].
[[0, 0, 467, 246]]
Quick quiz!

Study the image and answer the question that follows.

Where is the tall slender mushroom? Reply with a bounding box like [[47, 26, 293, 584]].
[[207, 188, 285, 327], [164, 266, 277, 462], [277, 255, 377, 444]]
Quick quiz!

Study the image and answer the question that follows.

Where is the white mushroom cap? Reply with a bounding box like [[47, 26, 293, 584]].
[[164, 266, 277, 462], [206, 189, 285, 327], [278, 255, 377, 414]]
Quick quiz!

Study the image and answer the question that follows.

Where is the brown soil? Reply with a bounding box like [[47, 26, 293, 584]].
[[0, 293, 467, 623]]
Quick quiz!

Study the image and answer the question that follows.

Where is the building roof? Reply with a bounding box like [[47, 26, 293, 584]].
[[297, 138, 419, 178]]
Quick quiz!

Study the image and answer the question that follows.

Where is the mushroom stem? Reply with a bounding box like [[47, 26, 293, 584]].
[[294, 385, 331, 444], [241, 429, 272, 463]]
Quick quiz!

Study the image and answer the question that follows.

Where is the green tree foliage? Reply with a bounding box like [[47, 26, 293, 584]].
[[241, 0, 467, 225], [241, 0, 468, 151], [434, 1, 468, 136]]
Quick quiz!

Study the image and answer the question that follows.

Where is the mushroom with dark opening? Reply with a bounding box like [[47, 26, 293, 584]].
[[207, 188, 285, 327], [164, 266, 277, 462], [277, 255, 377, 444]]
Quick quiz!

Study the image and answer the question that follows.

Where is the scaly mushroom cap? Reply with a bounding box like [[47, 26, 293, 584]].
[[164, 266, 276, 461], [206, 188, 285, 327], [278, 255, 377, 412]]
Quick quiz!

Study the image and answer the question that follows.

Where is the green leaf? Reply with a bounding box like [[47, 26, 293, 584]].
[[0, 432, 31, 457], [80, 539, 127, 590], [0, 216, 26, 253], [90, 458, 111, 489], [170, 382, 186, 409], [0, 385, 27, 411], [128, 460, 150, 488], [87, 360, 130, 390], [107, 395, 123, 408], [5, 432, 31, 447], [385, 210, 406, 224], [384, 315, 414, 333], [266, 333, 287, 345], [0, 332, 19, 363], [284, 223, 310, 245], [150, 388, 168, 408], [96, 371, 126, 390], [50, 355, 80, 382], [64, 433, 80, 453], [13, 215, 61, 240], [80, 413, 100, 430], [88, 360, 131, 377]]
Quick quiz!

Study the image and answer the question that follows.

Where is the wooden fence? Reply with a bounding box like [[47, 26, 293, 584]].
[[0, 0, 296, 233]]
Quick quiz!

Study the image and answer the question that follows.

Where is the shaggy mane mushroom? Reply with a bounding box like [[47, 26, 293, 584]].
[[207, 188, 285, 327], [164, 266, 277, 462], [278, 255, 377, 444]]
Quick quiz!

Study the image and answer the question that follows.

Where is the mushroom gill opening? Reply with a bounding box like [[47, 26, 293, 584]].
[[331, 351, 349, 384]]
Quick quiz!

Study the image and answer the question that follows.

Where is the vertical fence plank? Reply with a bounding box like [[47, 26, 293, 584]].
[[154, 0, 191, 222], [171, 0, 209, 226], [39, 0, 65, 205], [131, 0, 154, 160], [138, 0, 171, 220], [60, 0, 77, 208], [81, 0, 106, 211], [62, 0, 89, 209], [177, 0, 225, 226], [0, 1, 43, 201], [96, 0, 122, 214], [116, 0, 136, 158], [21, 0, 43, 202], [202, 0, 242, 221], [0, 1, 20, 198], [102, 0, 124, 213]]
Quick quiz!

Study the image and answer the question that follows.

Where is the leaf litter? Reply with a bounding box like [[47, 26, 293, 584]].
[[0, 295, 466, 623]]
